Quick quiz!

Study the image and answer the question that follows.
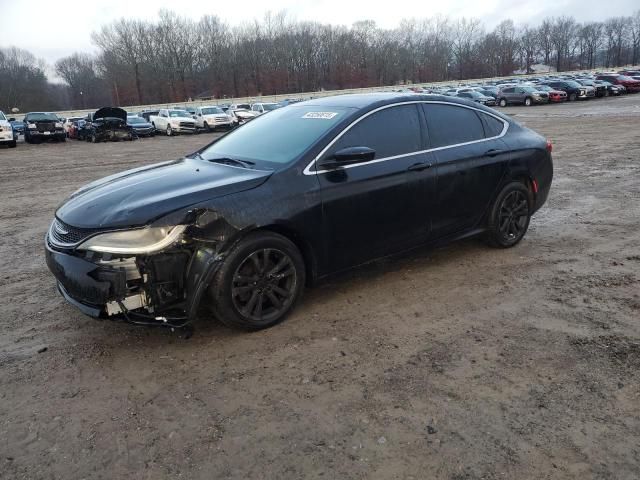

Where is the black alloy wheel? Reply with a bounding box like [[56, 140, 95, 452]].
[[486, 182, 532, 248], [231, 248, 297, 323], [208, 231, 305, 330]]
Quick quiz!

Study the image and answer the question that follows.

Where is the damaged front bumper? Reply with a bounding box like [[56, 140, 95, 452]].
[[45, 238, 221, 328]]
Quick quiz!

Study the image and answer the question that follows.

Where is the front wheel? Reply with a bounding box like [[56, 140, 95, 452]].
[[499, 98, 507, 107], [8, 140, 16, 148], [524, 97, 532, 106], [166, 125, 173, 136], [207, 232, 306, 330], [569, 93, 577, 101], [485, 181, 532, 248]]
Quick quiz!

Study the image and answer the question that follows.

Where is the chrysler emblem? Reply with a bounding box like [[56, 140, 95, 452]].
[[54, 222, 69, 236]]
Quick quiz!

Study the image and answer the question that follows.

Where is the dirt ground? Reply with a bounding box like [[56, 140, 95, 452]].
[[1, 96, 639, 480]]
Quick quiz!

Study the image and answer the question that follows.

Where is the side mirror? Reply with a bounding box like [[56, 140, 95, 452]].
[[318, 146, 376, 169]]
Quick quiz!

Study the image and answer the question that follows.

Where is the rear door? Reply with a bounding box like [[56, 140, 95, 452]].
[[317, 103, 436, 272], [422, 103, 509, 237]]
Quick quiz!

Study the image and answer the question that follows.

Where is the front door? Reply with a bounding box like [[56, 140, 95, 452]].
[[316, 104, 437, 273]]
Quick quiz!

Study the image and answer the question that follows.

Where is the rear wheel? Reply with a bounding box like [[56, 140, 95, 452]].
[[485, 181, 532, 248], [207, 232, 305, 330], [8, 140, 16, 148], [499, 98, 507, 107]]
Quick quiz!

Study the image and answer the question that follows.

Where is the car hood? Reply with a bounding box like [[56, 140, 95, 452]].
[[94, 107, 127, 122], [169, 116, 194, 122], [56, 157, 273, 229]]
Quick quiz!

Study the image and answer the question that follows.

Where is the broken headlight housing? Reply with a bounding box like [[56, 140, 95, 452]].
[[77, 225, 187, 254]]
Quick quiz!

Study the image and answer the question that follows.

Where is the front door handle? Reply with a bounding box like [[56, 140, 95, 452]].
[[484, 149, 504, 157], [408, 162, 433, 172]]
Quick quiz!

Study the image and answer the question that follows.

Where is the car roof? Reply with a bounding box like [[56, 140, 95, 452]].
[[296, 93, 510, 122]]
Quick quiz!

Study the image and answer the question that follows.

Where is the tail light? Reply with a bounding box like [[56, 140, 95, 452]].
[[546, 139, 553, 153]]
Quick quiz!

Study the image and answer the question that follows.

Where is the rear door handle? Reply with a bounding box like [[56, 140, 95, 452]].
[[484, 149, 504, 157], [408, 162, 433, 172]]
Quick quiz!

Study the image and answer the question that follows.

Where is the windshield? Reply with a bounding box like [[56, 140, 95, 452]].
[[201, 107, 224, 115], [534, 85, 551, 91], [128, 117, 147, 124], [0, 112, 5, 121], [26, 112, 58, 121], [200, 105, 352, 167], [169, 110, 191, 117], [565, 81, 581, 88], [235, 104, 251, 110], [262, 103, 279, 111]]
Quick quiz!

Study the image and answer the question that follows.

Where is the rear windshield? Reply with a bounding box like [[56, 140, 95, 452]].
[[200, 105, 353, 167], [26, 113, 58, 121]]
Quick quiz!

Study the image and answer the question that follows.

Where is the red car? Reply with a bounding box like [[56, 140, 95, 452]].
[[533, 85, 567, 102], [596, 74, 640, 93]]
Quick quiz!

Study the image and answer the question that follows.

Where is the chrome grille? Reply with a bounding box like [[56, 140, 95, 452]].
[[49, 218, 102, 247], [179, 121, 195, 128]]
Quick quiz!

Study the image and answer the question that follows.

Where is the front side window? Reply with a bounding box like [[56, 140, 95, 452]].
[[423, 104, 485, 148], [326, 104, 422, 160], [0, 112, 6, 121]]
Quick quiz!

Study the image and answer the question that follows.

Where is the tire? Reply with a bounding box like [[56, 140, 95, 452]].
[[204, 122, 211, 133], [604, 89, 610, 97], [91, 133, 97, 143], [166, 125, 172, 136], [499, 98, 507, 107], [485, 181, 532, 248], [207, 231, 306, 330], [524, 97, 532, 106], [569, 93, 577, 101], [8, 140, 16, 148]]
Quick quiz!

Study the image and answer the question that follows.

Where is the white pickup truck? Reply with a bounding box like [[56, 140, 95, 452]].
[[193, 106, 234, 132], [0, 110, 17, 148], [149, 108, 196, 136]]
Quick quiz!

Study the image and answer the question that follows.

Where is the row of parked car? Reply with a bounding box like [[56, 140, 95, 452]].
[[2, 100, 299, 147], [398, 70, 640, 107]]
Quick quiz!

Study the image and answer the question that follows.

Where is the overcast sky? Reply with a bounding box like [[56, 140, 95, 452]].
[[1, 0, 637, 70]]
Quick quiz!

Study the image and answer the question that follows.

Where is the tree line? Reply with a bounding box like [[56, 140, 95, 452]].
[[1, 10, 639, 112]]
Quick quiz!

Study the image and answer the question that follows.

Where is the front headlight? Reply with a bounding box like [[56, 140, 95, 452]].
[[28, 123, 36, 129], [77, 225, 187, 254], [171, 120, 180, 127], [55, 122, 63, 128]]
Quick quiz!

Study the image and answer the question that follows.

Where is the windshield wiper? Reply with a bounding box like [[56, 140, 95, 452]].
[[207, 157, 255, 169]]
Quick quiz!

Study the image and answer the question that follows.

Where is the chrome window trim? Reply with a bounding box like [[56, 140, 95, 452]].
[[303, 100, 509, 175]]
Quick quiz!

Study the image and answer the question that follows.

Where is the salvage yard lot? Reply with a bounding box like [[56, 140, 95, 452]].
[[1, 96, 639, 479]]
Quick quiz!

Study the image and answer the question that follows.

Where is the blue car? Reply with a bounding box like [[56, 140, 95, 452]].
[[10, 120, 24, 136]]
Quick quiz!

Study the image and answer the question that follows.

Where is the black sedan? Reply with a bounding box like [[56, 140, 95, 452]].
[[45, 94, 553, 331], [127, 116, 155, 137]]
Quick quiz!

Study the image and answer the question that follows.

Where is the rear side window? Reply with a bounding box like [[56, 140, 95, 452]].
[[479, 113, 505, 138], [328, 104, 422, 159], [423, 104, 485, 148], [502, 87, 515, 93]]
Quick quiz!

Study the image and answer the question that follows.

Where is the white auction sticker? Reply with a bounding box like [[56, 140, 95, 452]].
[[302, 112, 338, 119]]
